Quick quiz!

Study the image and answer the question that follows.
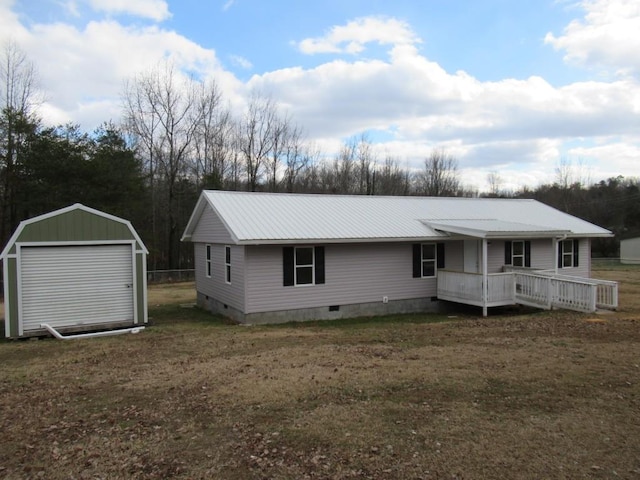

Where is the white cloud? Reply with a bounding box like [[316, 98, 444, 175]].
[[567, 141, 640, 178], [88, 0, 171, 21], [222, 0, 235, 12], [229, 54, 252, 69], [545, 0, 640, 77], [297, 16, 421, 55], [0, 0, 240, 130]]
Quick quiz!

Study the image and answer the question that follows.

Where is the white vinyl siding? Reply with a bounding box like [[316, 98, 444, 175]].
[[245, 243, 437, 314], [20, 244, 134, 331], [194, 243, 245, 311], [191, 207, 234, 244]]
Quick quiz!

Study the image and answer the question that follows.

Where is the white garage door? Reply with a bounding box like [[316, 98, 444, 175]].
[[20, 244, 135, 332]]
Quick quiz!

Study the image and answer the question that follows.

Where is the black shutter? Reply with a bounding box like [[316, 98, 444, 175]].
[[557, 241, 563, 269], [412, 244, 421, 278], [504, 241, 512, 265], [524, 241, 531, 268], [437, 243, 445, 269], [314, 246, 325, 284], [283, 247, 294, 286], [573, 239, 579, 267]]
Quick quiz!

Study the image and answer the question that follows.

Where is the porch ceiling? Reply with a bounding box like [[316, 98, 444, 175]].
[[422, 219, 571, 239]]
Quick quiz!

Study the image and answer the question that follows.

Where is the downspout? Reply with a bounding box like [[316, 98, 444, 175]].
[[482, 238, 489, 317], [41, 323, 145, 340]]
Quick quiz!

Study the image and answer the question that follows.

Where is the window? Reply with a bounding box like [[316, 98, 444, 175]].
[[205, 244, 212, 278], [558, 239, 579, 268], [225, 245, 231, 283], [412, 243, 445, 278], [512, 240, 525, 267], [504, 240, 531, 268], [421, 243, 436, 277], [283, 246, 325, 286], [295, 247, 314, 285]]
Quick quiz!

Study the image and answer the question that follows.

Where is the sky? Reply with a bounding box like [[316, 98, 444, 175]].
[[2, 0, 639, 192]]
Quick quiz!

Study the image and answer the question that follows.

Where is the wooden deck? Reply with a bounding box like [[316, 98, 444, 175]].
[[437, 269, 618, 315]]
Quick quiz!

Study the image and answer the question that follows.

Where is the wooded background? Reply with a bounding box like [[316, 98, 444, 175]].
[[2, 44, 637, 269]]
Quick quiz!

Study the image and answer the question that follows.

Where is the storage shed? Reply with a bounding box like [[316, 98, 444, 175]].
[[620, 237, 640, 264], [1, 204, 148, 338]]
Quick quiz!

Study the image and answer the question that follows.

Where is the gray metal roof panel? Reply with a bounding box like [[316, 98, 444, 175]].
[[184, 191, 612, 243]]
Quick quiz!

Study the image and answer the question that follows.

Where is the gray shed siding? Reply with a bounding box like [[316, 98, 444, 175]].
[[191, 206, 233, 244], [244, 242, 439, 314], [621, 237, 640, 264], [194, 242, 245, 312]]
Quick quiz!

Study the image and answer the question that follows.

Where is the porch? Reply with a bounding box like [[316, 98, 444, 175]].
[[437, 269, 618, 315]]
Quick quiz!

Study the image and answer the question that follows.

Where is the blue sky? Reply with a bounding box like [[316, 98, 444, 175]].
[[3, 0, 640, 191]]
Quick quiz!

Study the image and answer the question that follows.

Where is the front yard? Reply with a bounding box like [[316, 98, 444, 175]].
[[0, 266, 639, 479]]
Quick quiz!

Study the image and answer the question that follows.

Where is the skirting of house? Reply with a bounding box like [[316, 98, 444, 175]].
[[197, 292, 443, 325]]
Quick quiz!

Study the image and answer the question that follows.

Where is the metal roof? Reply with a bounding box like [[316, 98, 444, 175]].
[[182, 191, 613, 244]]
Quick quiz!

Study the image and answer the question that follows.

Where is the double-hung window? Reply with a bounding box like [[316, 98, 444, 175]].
[[412, 243, 444, 278], [512, 240, 525, 267], [295, 247, 314, 285], [283, 246, 325, 286], [225, 246, 231, 283], [559, 239, 579, 268], [504, 240, 531, 268], [205, 244, 212, 278], [421, 243, 436, 277]]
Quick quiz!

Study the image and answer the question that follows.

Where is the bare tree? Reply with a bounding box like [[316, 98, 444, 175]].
[[0, 41, 40, 243], [265, 112, 290, 192], [375, 156, 411, 195], [123, 60, 202, 269], [333, 138, 357, 194], [487, 170, 503, 197], [417, 149, 461, 196], [355, 134, 376, 195], [237, 92, 278, 191], [192, 79, 231, 189], [282, 127, 313, 193]]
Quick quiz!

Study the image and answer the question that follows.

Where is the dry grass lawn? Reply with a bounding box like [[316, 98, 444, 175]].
[[1, 267, 639, 479]]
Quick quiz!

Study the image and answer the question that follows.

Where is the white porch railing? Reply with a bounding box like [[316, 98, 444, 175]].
[[437, 269, 618, 314], [437, 271, 514, 308], [514, 272, 597, 313]]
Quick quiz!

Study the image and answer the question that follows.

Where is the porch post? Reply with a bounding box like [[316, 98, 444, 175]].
[[482, 238, 488, 316]]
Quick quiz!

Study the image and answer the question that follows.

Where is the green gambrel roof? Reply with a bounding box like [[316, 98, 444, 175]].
[[1, 204, 148, 258]]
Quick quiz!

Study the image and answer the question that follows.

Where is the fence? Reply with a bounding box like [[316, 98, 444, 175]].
[[147, 269, 195, 284]]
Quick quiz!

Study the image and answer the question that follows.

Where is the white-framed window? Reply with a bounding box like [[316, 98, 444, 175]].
[[225, 245, 231, 284], [421, 243, 436, 278], [560, 239, 578, 268], [205, 244, 212, 278], [283, 246, 325, 287], [512, 240, 525, 267], [295, 246, 314, 285]]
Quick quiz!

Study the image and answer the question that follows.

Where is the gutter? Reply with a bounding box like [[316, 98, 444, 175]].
[[40, 323, 145, 340]]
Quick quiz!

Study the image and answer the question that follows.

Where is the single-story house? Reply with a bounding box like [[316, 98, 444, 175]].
[[1, 204, 148, 338], [620, 237, 640, 264], [181, 191, 617, 323]]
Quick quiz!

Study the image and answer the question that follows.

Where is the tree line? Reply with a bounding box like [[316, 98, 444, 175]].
[[1, 43, 636, 269]]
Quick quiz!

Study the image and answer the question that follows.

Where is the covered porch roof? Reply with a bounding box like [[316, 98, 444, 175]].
[[422, 219, 571, 239]]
